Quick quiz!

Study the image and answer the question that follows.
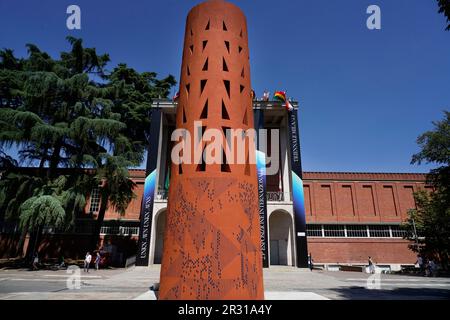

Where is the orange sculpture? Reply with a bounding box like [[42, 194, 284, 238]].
[[159, 0, 264, 300]]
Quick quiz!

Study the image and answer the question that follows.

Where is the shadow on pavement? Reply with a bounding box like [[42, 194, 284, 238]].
[[329, 286, 450, 300]]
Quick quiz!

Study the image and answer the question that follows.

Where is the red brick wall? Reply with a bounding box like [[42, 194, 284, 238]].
[[103, 182, 144, 220], [83, 170, 145, 221], [302, 172, 427, 224], [92, 171, 428, 225], [308, 238, 417, 265], [77, 170, 427, 266], [301, 172, 427, 265]]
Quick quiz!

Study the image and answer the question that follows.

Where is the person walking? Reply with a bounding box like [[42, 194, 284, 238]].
[[95, 252, 101, 271], [416, 255, 424, 275], [308, 253, 314, 271], [84, 252, 92, 273], [32, 252, 39, 271], [59, 254, 65, 268], [368, 256, 375, 274], [424, 258, 430, 276], [428, 259, 436, 277]]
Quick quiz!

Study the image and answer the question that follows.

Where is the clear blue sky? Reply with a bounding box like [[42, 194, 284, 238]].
[[1, 0, 449, 173]]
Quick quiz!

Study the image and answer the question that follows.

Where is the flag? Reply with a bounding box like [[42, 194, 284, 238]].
[[172, 91, 180, 102], [273, 91, 294, 111], [164, 165, 170, 191]]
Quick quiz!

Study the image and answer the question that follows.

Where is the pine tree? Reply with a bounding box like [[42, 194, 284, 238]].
[[0, 37, 176, 261]]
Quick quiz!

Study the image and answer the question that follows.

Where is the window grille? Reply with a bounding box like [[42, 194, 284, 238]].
[[306, 224, 322, 237], [346, 225, 369, 237], [390, 225, 407, 238], [305, 224, 407, 238], [100, 224, 139, 236], [89, 188, 101, 213], [323, 224, 345, 237], [368, 225, 391, 237]]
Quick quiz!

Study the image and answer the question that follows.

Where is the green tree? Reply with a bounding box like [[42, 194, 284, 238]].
[[437, 0, 450, 31], [404, 111, 450, 269], [0, 37, 176, 260]]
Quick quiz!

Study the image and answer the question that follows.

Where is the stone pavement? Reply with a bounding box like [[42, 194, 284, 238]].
[[0, 265, 449, 300]]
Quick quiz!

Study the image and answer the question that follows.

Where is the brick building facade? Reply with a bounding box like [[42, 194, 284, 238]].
[[80, 170, 426, 270], [0, 100, 427, 271]]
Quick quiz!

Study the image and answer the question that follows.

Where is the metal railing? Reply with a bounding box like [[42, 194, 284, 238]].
[[266, 191, 292, 202], [100, 226, 139, 236], [306, 224, 411, 238]]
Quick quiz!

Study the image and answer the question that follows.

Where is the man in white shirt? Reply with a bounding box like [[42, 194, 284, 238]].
[[84, 252, 92, 273]]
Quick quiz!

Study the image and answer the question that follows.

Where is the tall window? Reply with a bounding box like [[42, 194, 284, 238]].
[[89, 188, 101, 213]]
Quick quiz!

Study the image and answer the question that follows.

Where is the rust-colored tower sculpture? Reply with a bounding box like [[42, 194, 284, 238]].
[[159, 0, 264, 300]]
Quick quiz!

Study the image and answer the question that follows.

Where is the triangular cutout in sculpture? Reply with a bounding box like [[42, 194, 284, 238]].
[[200, 79, 207, 95], [196, 146, 206, 172], [223, 58, 228, 72], [182, 106, 187, 123], [223, 80, 230, 98], [222, 126, 230, 137], [244, 155, 250, 176], [221, 149, 231, 172], [196, 162, 206, 172], [222, 100, 230, 120], [200, 100, 208, 119]]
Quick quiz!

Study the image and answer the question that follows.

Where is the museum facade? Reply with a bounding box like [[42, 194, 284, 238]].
[[0, 99, 428, 271], [89, 99, 426, 271]]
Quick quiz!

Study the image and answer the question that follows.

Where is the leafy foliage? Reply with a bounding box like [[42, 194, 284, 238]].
[[404, 111, 450, 269], [0, 37, 176, 254], [437, 0, 450, 31], [19, 195, 65, 231]]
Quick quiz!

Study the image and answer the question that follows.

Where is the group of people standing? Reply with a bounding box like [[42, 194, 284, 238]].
[[83, 251, 101, 272], [416, 255, 437, 277], [30, 250, 101, 272]]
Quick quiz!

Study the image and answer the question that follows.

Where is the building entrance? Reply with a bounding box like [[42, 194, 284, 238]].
[[269, 210, 294, 266], [153, 210, 166, 264]]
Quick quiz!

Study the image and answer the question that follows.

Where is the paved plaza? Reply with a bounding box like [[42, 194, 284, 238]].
[[0, 265, 449, 300]]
